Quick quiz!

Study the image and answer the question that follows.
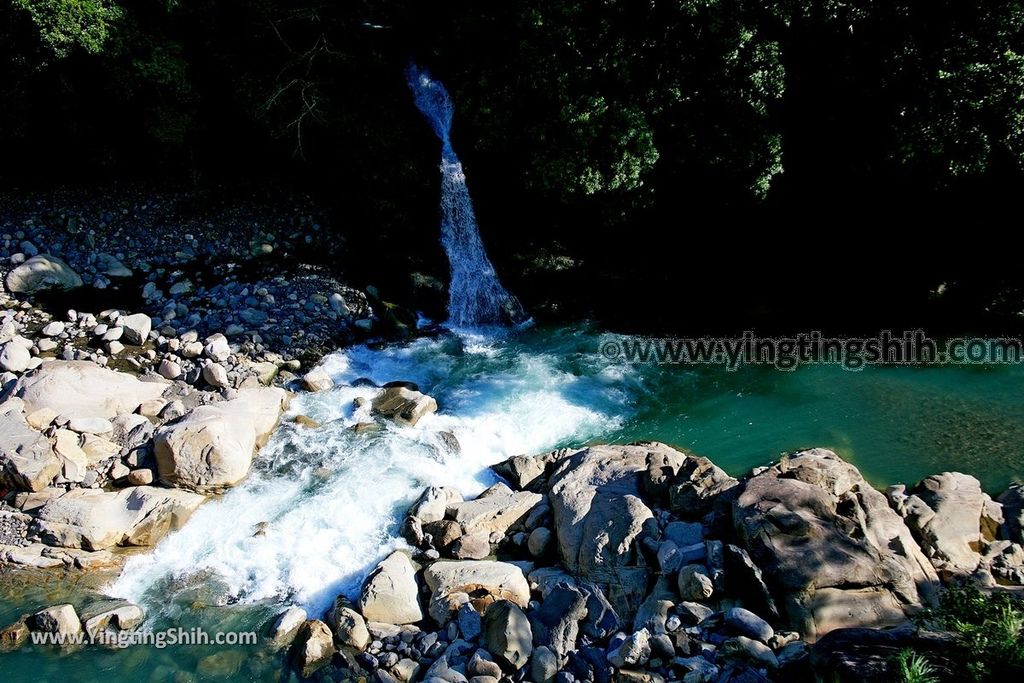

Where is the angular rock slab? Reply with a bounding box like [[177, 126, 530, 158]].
[[0, 398, 60, 492], [359, 551, 423, 625], [31, 486, 206, 551]]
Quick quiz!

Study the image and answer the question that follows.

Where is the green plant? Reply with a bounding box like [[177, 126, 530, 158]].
[[915, 584, 1024, 681], [896, 648, 939, 683]]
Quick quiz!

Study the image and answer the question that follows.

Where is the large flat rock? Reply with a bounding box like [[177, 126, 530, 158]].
[[13, 361, 168, 420], [31, 486, 206, 551]]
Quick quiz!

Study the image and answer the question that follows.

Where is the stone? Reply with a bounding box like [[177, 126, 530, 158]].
[[31, 486, 206, 550], [724, 608, 774, 643], [394, 658, 421, 682], [31, 604, 83, 639], [302, 368, 334, 392], [371, 386, 438, 427], [14, 361, 168, 419], [127, 469, 154, 486], [493, 455, 546, 491], [451, 530, 491, 560], [633, 576, 676, 635], [67, 417, 112, 435], [1000, 485, 1024, 544], [546, 444, 664, 621], [0, 617, 30, 650], [157, 359, 182, 380], [0, 399, 60, 492], [528, 527, 553, 558], [409, 486, 451, 524], [667, 455, 738, 519], [154, 387, 290, 492], [457, 603, 482, 641], [41, 322, 65, 337], [25, 406, 58, 430], [268, 606, 307, 651], [120, 314, 152, 345], [202, 362, 230, 389], [5, 255, 82, 293], [531, 646, 559, 683], [291, 620, 335, 678], [533, 582, 588, 659], [469, 649, 503, 678], [204, 334, 231, 362], [359, 551, 424, 625], [80, 601, 145, 638], [893, 472, 1003, 577], [732, 449, 939, 640], [0, 342, 31, 372], [677, 565, 714, 602], [719, 636, 778, 669], [449, 483, 543, 537], [54, 429, 89, 482], [482, 600, 532, 670], [327, 601, 370, 651], [606, 629, 651, 668], [424, 560, 530, 625]]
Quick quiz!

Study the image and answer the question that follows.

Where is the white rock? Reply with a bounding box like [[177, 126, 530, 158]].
[[302, 368, 334, 392], [41, 322, 65, 337], [5, 255, 82, 294], [120, 314, 152, 345], [0, 342, 31, 372], [32, 486, 207, 550], [359, 551, 423, 625], [204, 334, 231, 362], [67, 417, 113, 435]]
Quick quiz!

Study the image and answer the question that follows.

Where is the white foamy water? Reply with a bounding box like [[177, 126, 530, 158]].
[[109, 329, 632, 616]]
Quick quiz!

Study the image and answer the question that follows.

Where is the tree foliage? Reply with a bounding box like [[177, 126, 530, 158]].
[[1, 0, 1022, 221]]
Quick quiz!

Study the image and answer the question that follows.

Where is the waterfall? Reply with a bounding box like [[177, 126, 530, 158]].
[[407, 64, 526, 327]]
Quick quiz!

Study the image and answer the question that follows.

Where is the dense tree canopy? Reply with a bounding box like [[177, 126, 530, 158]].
[[2, 1, 1022, 229]]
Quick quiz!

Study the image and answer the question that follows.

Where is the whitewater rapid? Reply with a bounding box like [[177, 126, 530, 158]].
[[109, 329, 634, 616]]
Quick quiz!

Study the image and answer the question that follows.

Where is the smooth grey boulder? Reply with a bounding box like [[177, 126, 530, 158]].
[[448, 483, 542, 537], [270, 606, 307, 650], [291, 620, 335, 678], [31, 486, 206, 550], [890, 471, 1003, 577], [724, 607, 774, 643], [546, 443, 665, 620], [31, 604, 83, 639]]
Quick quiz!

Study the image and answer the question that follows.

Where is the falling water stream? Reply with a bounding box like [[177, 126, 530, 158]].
[[406, 65, 526, 327]]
